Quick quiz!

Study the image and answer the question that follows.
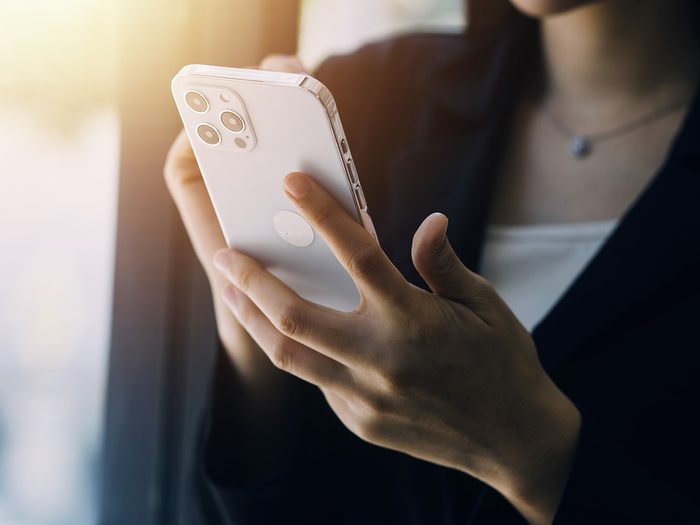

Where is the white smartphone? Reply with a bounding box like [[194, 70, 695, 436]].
[[172, 64, 377, 312]]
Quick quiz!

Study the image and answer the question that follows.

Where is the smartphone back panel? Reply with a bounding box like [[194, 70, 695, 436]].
[[172, 65, 366, 312]]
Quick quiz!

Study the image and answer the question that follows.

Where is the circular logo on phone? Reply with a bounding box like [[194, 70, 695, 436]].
[[273, 211, 314, 248]]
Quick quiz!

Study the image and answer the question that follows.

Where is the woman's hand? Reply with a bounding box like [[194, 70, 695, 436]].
[[213, 172, 582, 524]]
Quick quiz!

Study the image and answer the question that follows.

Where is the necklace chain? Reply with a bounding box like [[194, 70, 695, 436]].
[[545, 98, 691, 160]]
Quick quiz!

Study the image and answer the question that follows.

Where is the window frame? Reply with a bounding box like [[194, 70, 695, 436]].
[[100, 2, 299, 523]]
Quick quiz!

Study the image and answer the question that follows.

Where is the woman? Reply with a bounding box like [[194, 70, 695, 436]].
[[164, 0, 700, 523]]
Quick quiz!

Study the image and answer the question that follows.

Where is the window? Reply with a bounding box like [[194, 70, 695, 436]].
[[101, 2, 299, 524], [299, 0, 464, 68], [0, 1, 119, 523]]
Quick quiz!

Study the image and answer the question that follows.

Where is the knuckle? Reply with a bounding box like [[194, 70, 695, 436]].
[[382, 358, 412, 393], [163, 159, 200, 196], [268, 338, 294, 371], [236, 265, 256, 293], [310, 201, 335, 227], [363, 391, 391, 417], [276, 304, 306, 339], [345, 242, 383, 281], [354, 412, 383, 443], [230, 292, 252, 324], [433, 245, 462, 280]]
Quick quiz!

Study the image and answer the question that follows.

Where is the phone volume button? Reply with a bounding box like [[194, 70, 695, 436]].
[[346, 158, 358, 185], [353, 185, 367, 210]]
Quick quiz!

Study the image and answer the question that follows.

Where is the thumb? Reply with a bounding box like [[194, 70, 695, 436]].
[[411, 213, 494, 315]]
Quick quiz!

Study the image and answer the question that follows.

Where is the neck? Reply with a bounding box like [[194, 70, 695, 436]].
[[539, 0, 700, 125]]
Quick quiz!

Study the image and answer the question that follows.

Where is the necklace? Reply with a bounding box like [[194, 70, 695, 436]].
[[545, 98, 691, 160]]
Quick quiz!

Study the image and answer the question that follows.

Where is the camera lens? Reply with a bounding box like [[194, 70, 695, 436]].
[[220, 111, 246, 133], [185, 90, 209, 113], [196, 124, 221, 145]]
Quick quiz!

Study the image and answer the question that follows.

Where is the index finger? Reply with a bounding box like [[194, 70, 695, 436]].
[[283, 172, 407, 302]]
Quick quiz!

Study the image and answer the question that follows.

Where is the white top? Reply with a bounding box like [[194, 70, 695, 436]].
[[479, 220, 618, 332]]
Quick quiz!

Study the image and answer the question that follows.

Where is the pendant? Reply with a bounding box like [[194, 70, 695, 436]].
[[569, 135, 591, 159]]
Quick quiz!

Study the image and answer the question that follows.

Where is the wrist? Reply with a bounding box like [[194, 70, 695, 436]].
[[501, 384, 581, 525]]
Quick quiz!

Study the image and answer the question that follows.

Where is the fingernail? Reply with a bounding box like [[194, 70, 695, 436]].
[[429, 213, 449, 250], [438, 214, 449, 238], [213, 250, 232, 273], [284, 173, 310, 199]]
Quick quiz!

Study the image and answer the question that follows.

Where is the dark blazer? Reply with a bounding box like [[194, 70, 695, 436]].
[[198, 13, 700, 525]]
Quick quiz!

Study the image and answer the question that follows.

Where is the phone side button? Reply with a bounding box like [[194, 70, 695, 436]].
[[345, 158, 358, 185], [353, 185, 367, 210]]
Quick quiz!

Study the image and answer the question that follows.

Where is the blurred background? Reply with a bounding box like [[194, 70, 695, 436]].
[[0, 1, 463, 524]]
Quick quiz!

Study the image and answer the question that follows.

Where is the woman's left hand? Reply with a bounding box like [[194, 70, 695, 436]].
[[213, 172, 581, 525]]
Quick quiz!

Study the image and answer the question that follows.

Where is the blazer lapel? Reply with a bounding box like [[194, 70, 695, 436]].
[[385, 16, 537, 284], [535, 89, 700, 373]]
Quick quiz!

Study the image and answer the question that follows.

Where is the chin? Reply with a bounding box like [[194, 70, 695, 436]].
[[509, 0, 597, 17]]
